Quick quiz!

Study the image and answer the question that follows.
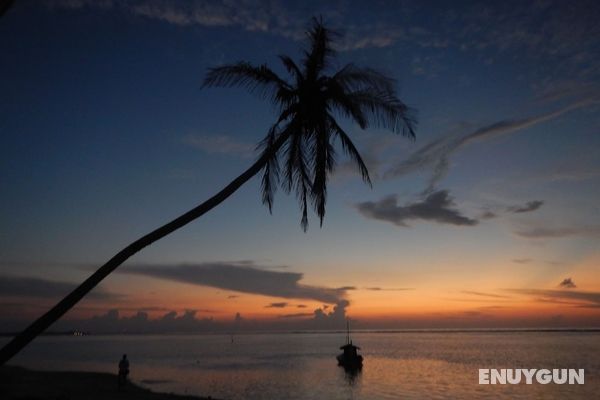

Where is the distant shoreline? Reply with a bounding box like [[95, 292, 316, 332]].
[[0, 366, 213, 400], [2, 327, 600, 337]]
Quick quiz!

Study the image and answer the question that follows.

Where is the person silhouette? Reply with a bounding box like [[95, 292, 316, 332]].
[[118, 354, 130, 388]]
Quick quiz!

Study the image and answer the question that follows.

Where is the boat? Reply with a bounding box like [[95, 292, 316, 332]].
[[336, 320, 363, 369]]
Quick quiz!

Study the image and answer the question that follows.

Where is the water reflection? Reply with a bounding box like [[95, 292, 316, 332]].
[[341, 365, 362, 387], [5, 332, 600, 400]]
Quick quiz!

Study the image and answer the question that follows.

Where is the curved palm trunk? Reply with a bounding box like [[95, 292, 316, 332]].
[[0, 132, 289, 365]]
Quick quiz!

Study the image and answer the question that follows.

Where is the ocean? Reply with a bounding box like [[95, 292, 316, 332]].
[[5, 330, 600, 399]]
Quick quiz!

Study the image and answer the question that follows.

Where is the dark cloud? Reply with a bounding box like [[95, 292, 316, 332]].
[[512, 258, 532, 264], [296, 304, 307, 308], [41, 299, 352, 333], [227, 295, 239, 299], [384, 99, 597, 192], [126, 262, 347, 304], [479, 211, 497, 220], [0, 275, 118, 300], [265, 302, 288, 308], [336, 286, 357, 291], [63, 309, 216, 334], [505, 288, 600, 308], [277, 313, 313, 319], [508, 200, 544, 213], [558, 278, 577, 289], [461, 291, 511, 299], [515, 225, 600, 239], [356, 190, 478, 227]]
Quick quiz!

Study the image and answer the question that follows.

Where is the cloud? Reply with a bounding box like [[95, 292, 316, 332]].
[[183, 134, 254, 157], [45, 0, 600, 71], [384, 99, 599, 192], [515, 225, 600, 239], [265, 302, 288, 308], [50, 0, 289, 34], [312, 300, 349, 328], [540, 167, 600, 183], [356, 189, 478, 227], [512, 258, 533, 264], [507, 200, 544, 213], [558, 278, 576, 289], [62, 308, 217, 334], [364, 287, 414, 291], [126, 262, 347, 304], [43, 298, 352, 333], [0, 275, 118, 300], [479, 211, 497, 220], [461, 291, 511, 299], [505, 288, 600, 308], [46, 1, 410, 51], [336, 286, 357, 291], [277, 312, 313, 319]]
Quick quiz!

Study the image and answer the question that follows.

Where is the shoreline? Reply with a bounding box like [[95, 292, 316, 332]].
[[0, 366, 213, 400]]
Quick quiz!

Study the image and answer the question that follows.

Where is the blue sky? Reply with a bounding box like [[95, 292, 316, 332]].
[[1, 0, 599, 330]]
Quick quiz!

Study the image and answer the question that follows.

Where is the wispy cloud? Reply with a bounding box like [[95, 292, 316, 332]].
[[515, 225, 600, 239], [507, 200, 544, 213], [0, 275, 119, 300], [384, 99, 598, 192], [265, 302, 288, 308], [512, 258, 533, 264], [364, 287, 414, 291], [505, 288, 600, 308], [277, 312, 313, 319], [183, 134, 254, 157], [461, 291, 511, 299], [356, 189, 478, 227], [539, 168, 600, 183], [126, 262, 348, 304], [479, 210, 497, 220]]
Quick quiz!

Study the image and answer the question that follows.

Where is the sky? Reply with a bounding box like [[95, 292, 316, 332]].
[[1, 0, 600, 333]]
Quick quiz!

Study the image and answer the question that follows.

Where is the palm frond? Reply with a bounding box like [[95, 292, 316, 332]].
[[332, 64, 396, 93], [326, 80, 368, 129], [260, 125, 280, 212], [347, 89, 417, 138], [310, 124, 336, 226], [202, 62, 290, 102], [282, 127, 312, 231], [303, 17, 336, 78], [279, 55, 303, 84], [327, 115, 372, 186]]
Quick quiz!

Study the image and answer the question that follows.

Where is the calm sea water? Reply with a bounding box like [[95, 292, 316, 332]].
[[4, 331, 600, 399]]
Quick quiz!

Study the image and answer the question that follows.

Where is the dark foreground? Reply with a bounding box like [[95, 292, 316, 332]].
[[0, 366, 212, 400]]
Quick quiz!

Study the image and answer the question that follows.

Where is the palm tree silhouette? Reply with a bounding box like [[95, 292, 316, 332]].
[[0, 0, 15, 18], [0, 18, 416, 364]]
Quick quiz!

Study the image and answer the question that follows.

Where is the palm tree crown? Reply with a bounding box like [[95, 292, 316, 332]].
[[203, 18, 416, 230]]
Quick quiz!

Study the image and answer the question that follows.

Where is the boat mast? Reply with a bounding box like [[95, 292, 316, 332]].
[[346, 319, 350, 344]]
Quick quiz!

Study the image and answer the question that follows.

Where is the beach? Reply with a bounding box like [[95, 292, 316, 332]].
[[0, 366, 212, 400]]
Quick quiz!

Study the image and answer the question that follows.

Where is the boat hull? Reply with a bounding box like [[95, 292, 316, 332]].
[[337, 353, 363, 369]]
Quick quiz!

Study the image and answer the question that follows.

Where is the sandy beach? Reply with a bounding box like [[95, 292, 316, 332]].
[[0, 366, 213, 400]]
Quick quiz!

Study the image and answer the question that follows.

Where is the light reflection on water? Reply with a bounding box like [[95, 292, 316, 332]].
[[5, 331, 600, 399]]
